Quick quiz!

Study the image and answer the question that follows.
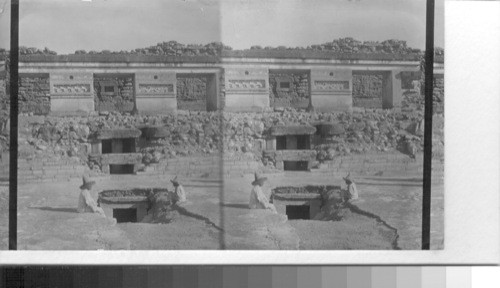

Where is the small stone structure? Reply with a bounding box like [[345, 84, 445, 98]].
[[98, 188, 167, 223], [90, 128, 142, 174], [310, 121, 346, 145], [272, 185, 341, 220], [264, 125, 317, 171]]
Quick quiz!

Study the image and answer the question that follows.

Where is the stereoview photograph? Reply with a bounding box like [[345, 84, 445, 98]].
[[7, 0, 444, 250]]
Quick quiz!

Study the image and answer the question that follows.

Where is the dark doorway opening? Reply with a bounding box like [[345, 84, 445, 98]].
[[276, 136, 287, 150], [284, 161, 309, 171], [296, 135, 310, 150], [286, 205, 310, 220], [102, 138, 136, 154], [110, 164, 135, 174], [102, 140, 112, 154], [113, 208, 137, 223], [121, 138, 136, 153]]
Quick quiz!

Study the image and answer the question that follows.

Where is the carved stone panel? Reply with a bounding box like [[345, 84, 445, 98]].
[[227, 80, 266, 90], [53, 84, 91, 94], [313, 81, 350, 91], [138, 84, 174, 94]]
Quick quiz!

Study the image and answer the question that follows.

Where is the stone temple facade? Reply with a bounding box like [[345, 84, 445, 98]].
[[1, 51, 444, 116]]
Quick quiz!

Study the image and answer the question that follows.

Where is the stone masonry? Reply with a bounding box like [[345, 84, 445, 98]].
[[94, 76, 135, 113], [269, 72, 310, 109], [19, 74, 51, 115]]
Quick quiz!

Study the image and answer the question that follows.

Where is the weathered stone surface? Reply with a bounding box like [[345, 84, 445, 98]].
[[313, 122, 345, 136], [270, 125, 316, 136], [101, 153, 143, 165], [96, 128, 142, 140], [265, 150, 317, 161], [352, 73, 384, 108], [176, 76, 208, 111], [94, 76, 135, 113], [18, 75, 51, 115], [139, 126, 170, 139], [269, 72, 309, 109]]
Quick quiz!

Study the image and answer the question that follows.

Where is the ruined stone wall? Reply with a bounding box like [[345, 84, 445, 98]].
[[402, 75, 444, 115], [94, 76, 134, 112], [176, 76, 207, 111], [18, 112, 223, 174], [352, 73, 384, 108], [19, 75, 51, 115], [0, 78, 7, 110], [433, 75, 444, 114], [219, 73, 226, 110], [17, 103, 443, 178], [269, 72, 309, 109]]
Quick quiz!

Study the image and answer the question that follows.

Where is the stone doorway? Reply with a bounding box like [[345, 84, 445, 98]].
[[113, 208, 137, 223], [176, 73, 218, 111], [286, 205, 310, 220], [102, 138, 136, 154]]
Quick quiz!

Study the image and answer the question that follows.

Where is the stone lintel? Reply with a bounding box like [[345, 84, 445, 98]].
[[270, 125, 316, 136]]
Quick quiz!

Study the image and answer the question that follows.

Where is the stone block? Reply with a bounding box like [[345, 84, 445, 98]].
[[101, 153, 143, 165], [266, 138, 276, 151]]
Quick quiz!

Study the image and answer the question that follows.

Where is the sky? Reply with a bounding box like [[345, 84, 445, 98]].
[[0, 0, 444, 54]]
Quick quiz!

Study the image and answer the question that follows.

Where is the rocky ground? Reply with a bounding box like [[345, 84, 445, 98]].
[[9, 153, 444, 250], [17, 95, 444, 175], [223, 169, 443, 250], [15, 174, 222, 250]]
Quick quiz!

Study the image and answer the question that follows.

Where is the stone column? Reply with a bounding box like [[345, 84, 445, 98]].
[[223, 67, 270, 112], [49, 71, 94, 114], [383, 69, 403, 110], [206, 73, 219, 111], [310, 68, 352, 112], [135, 71, 177, 115]]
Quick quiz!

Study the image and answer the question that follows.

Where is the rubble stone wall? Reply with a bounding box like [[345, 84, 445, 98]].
[[0, 78, 7, 110], [269, 72, 309, 109], [433, 75, 444, 114], [176, 76, 207, 111], [17, 102, 444, 177], [19, 74, 51, 115], [219, 73, 225, 110], [352, 73, 384, 108], [94, 76, 135, 112]]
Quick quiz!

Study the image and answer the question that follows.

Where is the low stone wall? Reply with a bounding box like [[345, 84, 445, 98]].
[[269, 72, 309, 109], [19, 75, 51, 115], [94, 76, 135, 112], [18, 158, 89, 183]]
